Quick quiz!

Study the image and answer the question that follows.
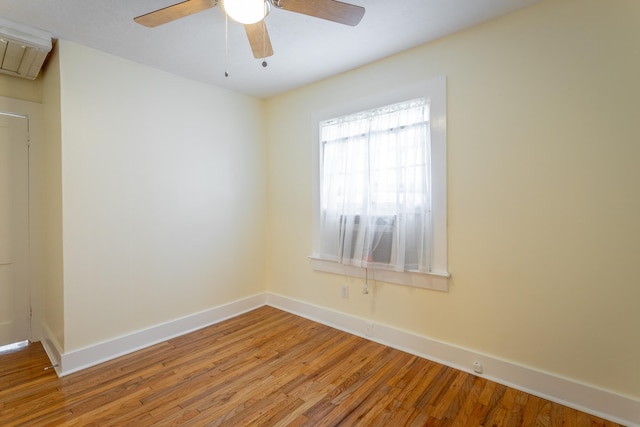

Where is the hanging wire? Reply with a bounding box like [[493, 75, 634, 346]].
[[363, 268, 370, 294]]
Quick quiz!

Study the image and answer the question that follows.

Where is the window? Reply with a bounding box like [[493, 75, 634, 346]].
[[311, 77, 449, 291], [320, 98, 431, 271]]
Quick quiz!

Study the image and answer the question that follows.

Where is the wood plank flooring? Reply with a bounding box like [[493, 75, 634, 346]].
[[0, 306, 623, 426]]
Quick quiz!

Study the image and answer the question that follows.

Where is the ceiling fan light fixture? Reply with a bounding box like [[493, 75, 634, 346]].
[[223, 0, 268, 25]]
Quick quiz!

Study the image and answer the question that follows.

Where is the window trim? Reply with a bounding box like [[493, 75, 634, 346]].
[[311, 76, 449, 290]]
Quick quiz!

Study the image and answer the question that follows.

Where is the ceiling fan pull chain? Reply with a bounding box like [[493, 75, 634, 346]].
[[224, 11, 229, 77], [262, 17, 268, 68]]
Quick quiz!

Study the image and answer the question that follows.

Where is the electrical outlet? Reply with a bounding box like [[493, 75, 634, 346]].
[[473, 361, 483, 374], [341, 284, 349, 299]]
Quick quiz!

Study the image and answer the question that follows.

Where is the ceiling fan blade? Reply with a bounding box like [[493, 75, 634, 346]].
[[276, 0, 365, 26], [134, 0, 218, 28], [244, 21, 274, 59]]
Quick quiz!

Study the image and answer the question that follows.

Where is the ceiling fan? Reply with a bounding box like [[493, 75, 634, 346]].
[[134, 0, 365, 60]]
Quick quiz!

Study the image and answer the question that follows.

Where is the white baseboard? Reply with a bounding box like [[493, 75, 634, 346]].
[[265, 292, 640, 427], [48, 291, 638, 426], [40, 321, 63, 376], [58, 293, 266, 376]]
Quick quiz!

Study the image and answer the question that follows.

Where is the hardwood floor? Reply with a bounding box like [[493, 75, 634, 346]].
[[0, 306, 622, 426]]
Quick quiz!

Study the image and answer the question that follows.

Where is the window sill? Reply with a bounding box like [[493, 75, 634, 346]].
[[308, 256, 449, 292]]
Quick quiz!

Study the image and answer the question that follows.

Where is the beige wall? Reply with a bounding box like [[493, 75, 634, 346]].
[[265, 0, 640, 400], [57, 41, 267, 351], [41, 44, 65, 350], [0, 73, 42, 103]]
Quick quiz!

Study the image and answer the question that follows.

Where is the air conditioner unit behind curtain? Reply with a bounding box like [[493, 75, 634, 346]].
[[0, 17, 52, 79], [340, 215, 396, 264]]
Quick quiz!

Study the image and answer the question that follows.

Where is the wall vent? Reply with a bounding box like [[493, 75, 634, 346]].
[[0, 17, 52, 80]]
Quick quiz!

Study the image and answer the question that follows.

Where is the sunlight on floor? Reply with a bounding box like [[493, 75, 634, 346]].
[[0, 340, 29, 354]]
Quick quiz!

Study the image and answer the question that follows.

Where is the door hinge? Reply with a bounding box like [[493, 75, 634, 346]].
[[30, 306, 32, 319]]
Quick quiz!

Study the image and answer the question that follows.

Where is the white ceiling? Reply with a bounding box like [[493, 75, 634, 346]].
[[0, 0, 541, 98]]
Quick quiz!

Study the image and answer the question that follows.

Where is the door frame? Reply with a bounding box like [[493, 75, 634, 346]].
[[0, 96, 44, 343], [0, 110, 31, 345]]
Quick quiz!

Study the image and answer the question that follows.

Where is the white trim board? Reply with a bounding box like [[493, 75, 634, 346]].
[[40, 321, 63, 376], [265, 293, 639, 427], [46, 291, 638, 426]]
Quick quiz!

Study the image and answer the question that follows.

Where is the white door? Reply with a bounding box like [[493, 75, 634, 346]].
[[0, 113, 30, 347]]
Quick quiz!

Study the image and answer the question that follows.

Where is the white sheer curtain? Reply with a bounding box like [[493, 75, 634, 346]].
[[319, 98, 432, 273]]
